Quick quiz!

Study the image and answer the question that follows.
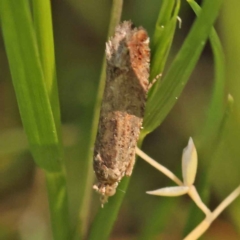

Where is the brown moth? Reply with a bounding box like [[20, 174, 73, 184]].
[[93, 21, 150, 204]]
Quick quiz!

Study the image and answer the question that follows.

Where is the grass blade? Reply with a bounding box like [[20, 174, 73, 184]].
[[150, 0, 180, 82], [88, 178, 129, 240], [32, 0, 61, 134], [188, 1, 226, 145], [0, 0, 60, 171], [31, 1, 71, 239], [0, 0, 71, 239], [182, 1, 226, 235], [142, 0, 224, 137]]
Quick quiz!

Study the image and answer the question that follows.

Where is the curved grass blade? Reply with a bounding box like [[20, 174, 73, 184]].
[[188, 1, 225, 144], [142, 0, 224, 137], [182, 1, 226, 235]]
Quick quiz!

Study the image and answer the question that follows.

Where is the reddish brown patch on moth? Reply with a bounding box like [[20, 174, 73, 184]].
[[93, 21, 150, 205], [128, 29, 150, 90]]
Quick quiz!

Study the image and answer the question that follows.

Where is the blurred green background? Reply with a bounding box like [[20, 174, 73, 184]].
[[0, 0, 240, 239]]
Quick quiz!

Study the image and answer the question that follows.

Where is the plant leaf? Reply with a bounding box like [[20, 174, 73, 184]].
[[182, 138, 198, 186], [147, 186, 189, 197], [0, 0, 61, 172], [142, 0, 224, 137]]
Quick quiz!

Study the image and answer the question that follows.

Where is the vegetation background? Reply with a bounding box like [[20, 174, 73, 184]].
[[0, 0, 239, 239]]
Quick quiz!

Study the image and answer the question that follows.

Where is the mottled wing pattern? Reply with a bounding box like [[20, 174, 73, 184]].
[[93, 21, 150, 204]]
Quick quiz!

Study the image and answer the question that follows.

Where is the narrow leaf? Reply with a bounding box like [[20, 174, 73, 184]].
[[143, 0, 224, 136], [189, 1, 226, 146], [147, 186, 189, 197], [182, 138, 198, 186], [0, 0, 61, 171]]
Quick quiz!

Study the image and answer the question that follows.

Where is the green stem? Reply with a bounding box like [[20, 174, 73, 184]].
[[45, 171, 71, 240]]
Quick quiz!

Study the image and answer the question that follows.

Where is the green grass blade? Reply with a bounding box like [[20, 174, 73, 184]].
[[150, 0, 180, 82], [0, 0, 71, 239], [0, 0, 61, 171], [88, 178, 129, 240], [180, 1, 226, 236], [32, 0, 61, 135], [45, 171, 70, 240], [189, 1, 225, 144], [220, 0, 240, 232], [31, 1, 71, 239], [142, 0, 224, 137], [135, 2, 181, 238]]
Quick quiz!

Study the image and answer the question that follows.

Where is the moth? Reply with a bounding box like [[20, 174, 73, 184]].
[[93, 21, 150, 204]]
